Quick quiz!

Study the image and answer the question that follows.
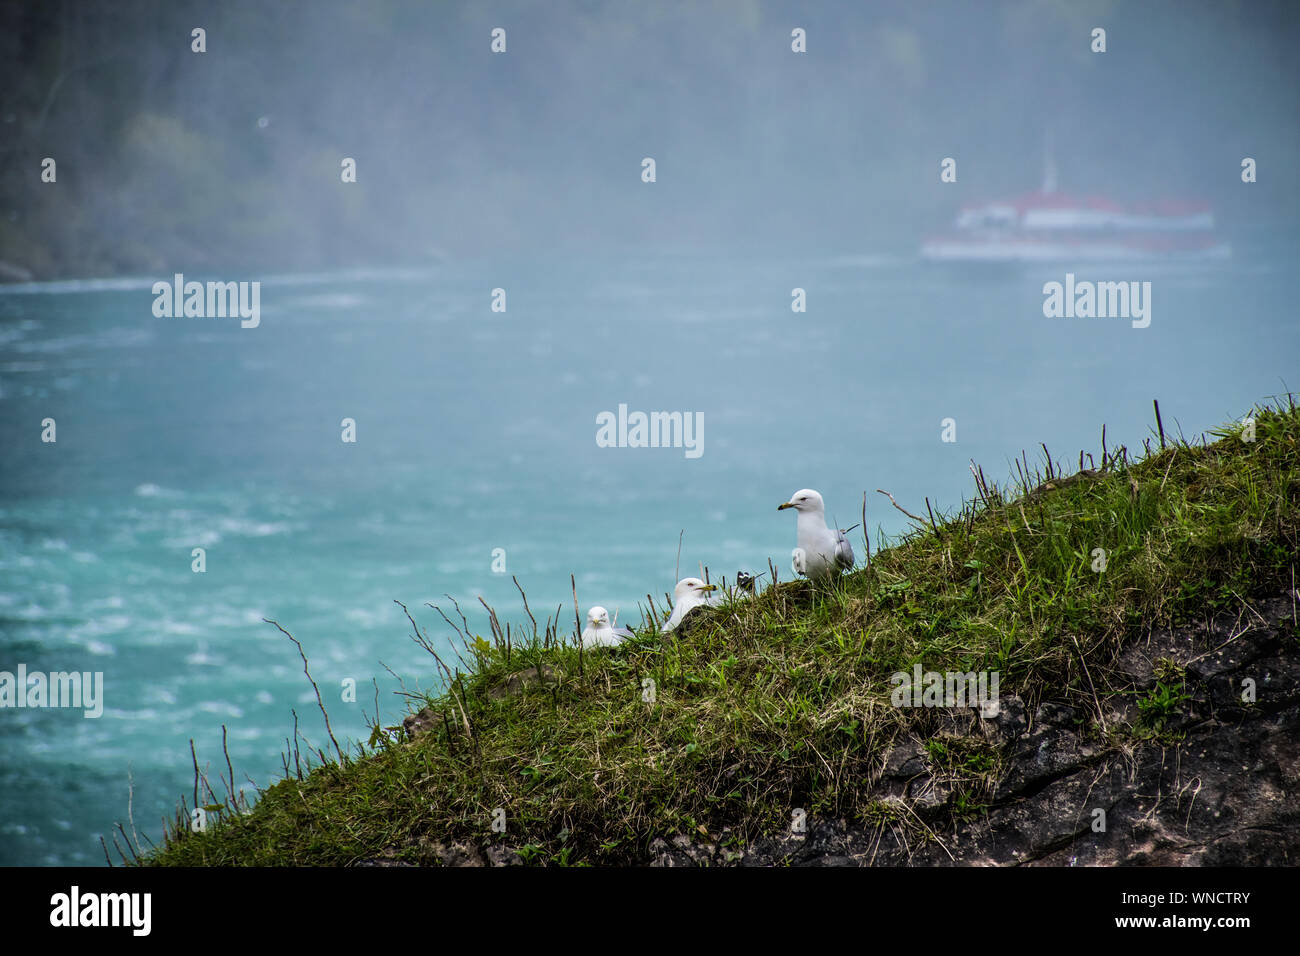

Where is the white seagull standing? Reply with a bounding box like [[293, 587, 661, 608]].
[[581, 606, 635, 648], [778, 488, 855, 580], [660, 577, 718, 633]]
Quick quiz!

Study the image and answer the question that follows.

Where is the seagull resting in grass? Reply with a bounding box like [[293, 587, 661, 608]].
[[581, 606, 634, 648], [778, 488, 854, 580], [661, 577, 718, 633]]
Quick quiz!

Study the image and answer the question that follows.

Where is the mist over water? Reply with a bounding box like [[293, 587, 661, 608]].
[[2, 1, 1296, 271], [1, 1, 1297, 865]]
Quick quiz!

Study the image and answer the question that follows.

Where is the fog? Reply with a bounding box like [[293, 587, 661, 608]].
[[1, 0, 1296, 277]]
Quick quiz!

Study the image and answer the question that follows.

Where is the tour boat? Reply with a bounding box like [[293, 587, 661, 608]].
[[921, 160, 1230, 264]]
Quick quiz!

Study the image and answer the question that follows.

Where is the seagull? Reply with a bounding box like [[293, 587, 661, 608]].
[[581, 606, 634, 648], [778, 488, 854, 580], [706, 570, 761, 605], [661, 577, 718, 633]]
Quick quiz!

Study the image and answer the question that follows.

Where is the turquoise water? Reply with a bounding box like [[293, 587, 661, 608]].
[[1, 252, 1295, 865]]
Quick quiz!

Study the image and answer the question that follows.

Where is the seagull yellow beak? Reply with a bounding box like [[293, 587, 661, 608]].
[[778, 501, 794, 510], [699, 584, 717, 592]]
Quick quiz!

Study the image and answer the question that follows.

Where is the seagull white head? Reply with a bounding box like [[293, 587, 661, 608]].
[[778, 489, 825, 514], [672, 577, 717, 601], [661, 577, 719, 633], [582, 604, 634, 647]]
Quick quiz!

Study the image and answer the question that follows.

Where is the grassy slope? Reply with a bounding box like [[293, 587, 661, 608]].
[[144, 401, 1300, 865]]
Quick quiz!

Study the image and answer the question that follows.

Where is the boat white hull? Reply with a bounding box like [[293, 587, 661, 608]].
[[920, 238, 1232, 264]]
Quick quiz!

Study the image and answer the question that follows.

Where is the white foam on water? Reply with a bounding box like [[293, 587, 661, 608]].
[[217, 517, 291, 537], [0, 276, 160, 295], [282, 292, 368, 310], [343, 607, 383, 628], [13, 327, 152, 353], [196, 700, 244, 719], [162, 529, 221, 548]]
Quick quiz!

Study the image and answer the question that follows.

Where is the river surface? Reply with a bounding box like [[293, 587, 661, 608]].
[[1, 249, 1294, 864]]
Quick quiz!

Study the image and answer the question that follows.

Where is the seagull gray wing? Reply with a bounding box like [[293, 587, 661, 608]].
[[612, 626, 635, 640], [834, 528, 855, 570]]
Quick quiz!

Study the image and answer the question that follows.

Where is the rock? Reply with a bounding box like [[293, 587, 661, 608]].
[[402, 663, 563, 739], [487, 664, 561, 701], [1115, 631, 1197, 688], [993, 721, 1100, 801], [988, 693, 1028, 739], [1033, 701, 1078, 729], [401, 707, 449, 739], [910, 775, 952, 812], [419, 839, 487, 866], [401, 706, 474, 739], [649, 833, 719, 867], [484, 844, 524, 866], [881, 736, 928, 779], [353, 854, 416, 867]]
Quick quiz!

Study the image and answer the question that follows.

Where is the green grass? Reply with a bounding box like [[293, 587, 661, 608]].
[[139, 399, 1300, 866]]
